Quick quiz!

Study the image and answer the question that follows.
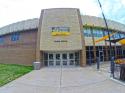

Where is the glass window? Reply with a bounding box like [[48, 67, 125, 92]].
[[56, 54, 60, 60], [69, 53, 74, 59], [75, 52, 79, 59], [62, 54, 67, 60], [0, 37, 4, 44], [49, 61, 54, 65], [11, 33, 20, 41], [114, 33, 120, 39], [83, 28, 92, 37], [118, 32, 121, 38], [84, 33, 88, 36], [92, 29, 103, 37], [120, 33, 125, 38], [49, 54, 53, 60], [98, 30, 103, 37], [104, 30, 108, 35]]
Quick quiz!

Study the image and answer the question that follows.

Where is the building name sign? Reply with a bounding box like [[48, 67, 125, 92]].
[[54, 40, 68, 42], [51, 27, 70, 36]]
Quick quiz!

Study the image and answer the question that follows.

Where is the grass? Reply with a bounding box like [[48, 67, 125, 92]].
[[0, 63, 33, 87]]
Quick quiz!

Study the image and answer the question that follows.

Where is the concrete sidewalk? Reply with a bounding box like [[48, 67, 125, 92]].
[[0, 63, 125, 93]]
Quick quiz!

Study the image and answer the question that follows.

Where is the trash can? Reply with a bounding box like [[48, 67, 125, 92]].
[[120, 64, 125, 81], [33, 62, 41, 70]]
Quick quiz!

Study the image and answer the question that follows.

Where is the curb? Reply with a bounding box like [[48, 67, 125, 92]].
[[110, 77, 125, 86]]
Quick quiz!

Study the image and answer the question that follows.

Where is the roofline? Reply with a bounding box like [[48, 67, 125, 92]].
[[0, 15, 125, 36], [81, 15, 125, 32]]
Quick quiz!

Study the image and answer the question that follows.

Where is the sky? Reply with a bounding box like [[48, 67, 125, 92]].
[[0, 0, 125, 27]]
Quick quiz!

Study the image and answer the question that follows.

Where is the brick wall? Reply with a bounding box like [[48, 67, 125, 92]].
[[0, 29, 37, 65]]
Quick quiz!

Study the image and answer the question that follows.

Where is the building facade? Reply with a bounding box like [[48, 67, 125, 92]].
[[0, 8, 125, 66]]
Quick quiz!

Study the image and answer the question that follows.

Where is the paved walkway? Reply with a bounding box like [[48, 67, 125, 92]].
[[0, 63, 125, 93]]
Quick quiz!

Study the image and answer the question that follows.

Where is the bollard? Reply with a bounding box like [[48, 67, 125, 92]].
[[110, 57, 115, 78], [97, 57, 100, 70]]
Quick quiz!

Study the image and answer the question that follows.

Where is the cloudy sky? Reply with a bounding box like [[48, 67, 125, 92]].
[[0, 0, 125, 27]]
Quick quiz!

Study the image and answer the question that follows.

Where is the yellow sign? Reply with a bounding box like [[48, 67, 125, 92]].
[[95, 32, 117, 43], [51, 27, 70, 36], [51, 32, 70, 36], [118, 39, 125, 45]]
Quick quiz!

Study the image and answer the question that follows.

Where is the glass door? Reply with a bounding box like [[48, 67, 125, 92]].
[[62, 53, 68, 66], [69, 53, 75, 66], [48, 53, 54, 66], [55, 53, 61, 66], [43, 51, 80, 67]]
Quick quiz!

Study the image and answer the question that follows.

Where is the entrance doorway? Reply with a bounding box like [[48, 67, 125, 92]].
[[43, 52, 80, 67]]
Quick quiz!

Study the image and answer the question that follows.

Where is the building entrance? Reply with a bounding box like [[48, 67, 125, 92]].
[[43, 52, 80, 67]]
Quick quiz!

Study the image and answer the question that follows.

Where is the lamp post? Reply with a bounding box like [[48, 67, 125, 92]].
[[97, 0, 114, 76]]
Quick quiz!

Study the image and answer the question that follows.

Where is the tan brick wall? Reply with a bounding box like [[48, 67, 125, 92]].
[[77, 9, 86, 66], [39, 8, 83, 51], [0, 30, 37, 65], [36, 10, 44, 62]]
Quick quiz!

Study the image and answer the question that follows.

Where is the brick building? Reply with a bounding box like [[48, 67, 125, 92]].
[[0, 8, 125, 67]]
